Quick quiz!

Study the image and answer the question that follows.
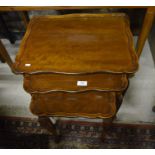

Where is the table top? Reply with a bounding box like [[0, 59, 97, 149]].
[[14, 13, 138, 74]]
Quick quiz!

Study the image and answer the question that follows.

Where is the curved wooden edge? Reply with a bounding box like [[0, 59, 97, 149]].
[[24, 88, 127, 94]]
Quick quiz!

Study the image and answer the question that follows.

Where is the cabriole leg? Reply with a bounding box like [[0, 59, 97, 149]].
[[101, 116, 115, 141], [38, 116, 61, 143]]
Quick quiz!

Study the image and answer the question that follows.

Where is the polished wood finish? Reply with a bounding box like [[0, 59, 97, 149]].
[[136, 7, 155, 57], [14, 14, 138, 74], [0, 6, 154, 70], [24, 73, 128, 93], [16, 14, 138, 119], [0, 7, 149, 142], [31, 91, 117, 118], [1, 12, 138, 140]]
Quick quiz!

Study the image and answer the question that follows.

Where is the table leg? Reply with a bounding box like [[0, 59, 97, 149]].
[[152, 106, 155, 112], [20, 11, 29, 29], [102, 117, 115, 141], [38, 116, 61, 143], [0, 39, 14, 72], [136, 7, 155, 57], [0, 52, 5, 63]]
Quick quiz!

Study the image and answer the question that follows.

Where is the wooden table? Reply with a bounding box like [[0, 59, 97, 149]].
[[0, 6, 155, 70]]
